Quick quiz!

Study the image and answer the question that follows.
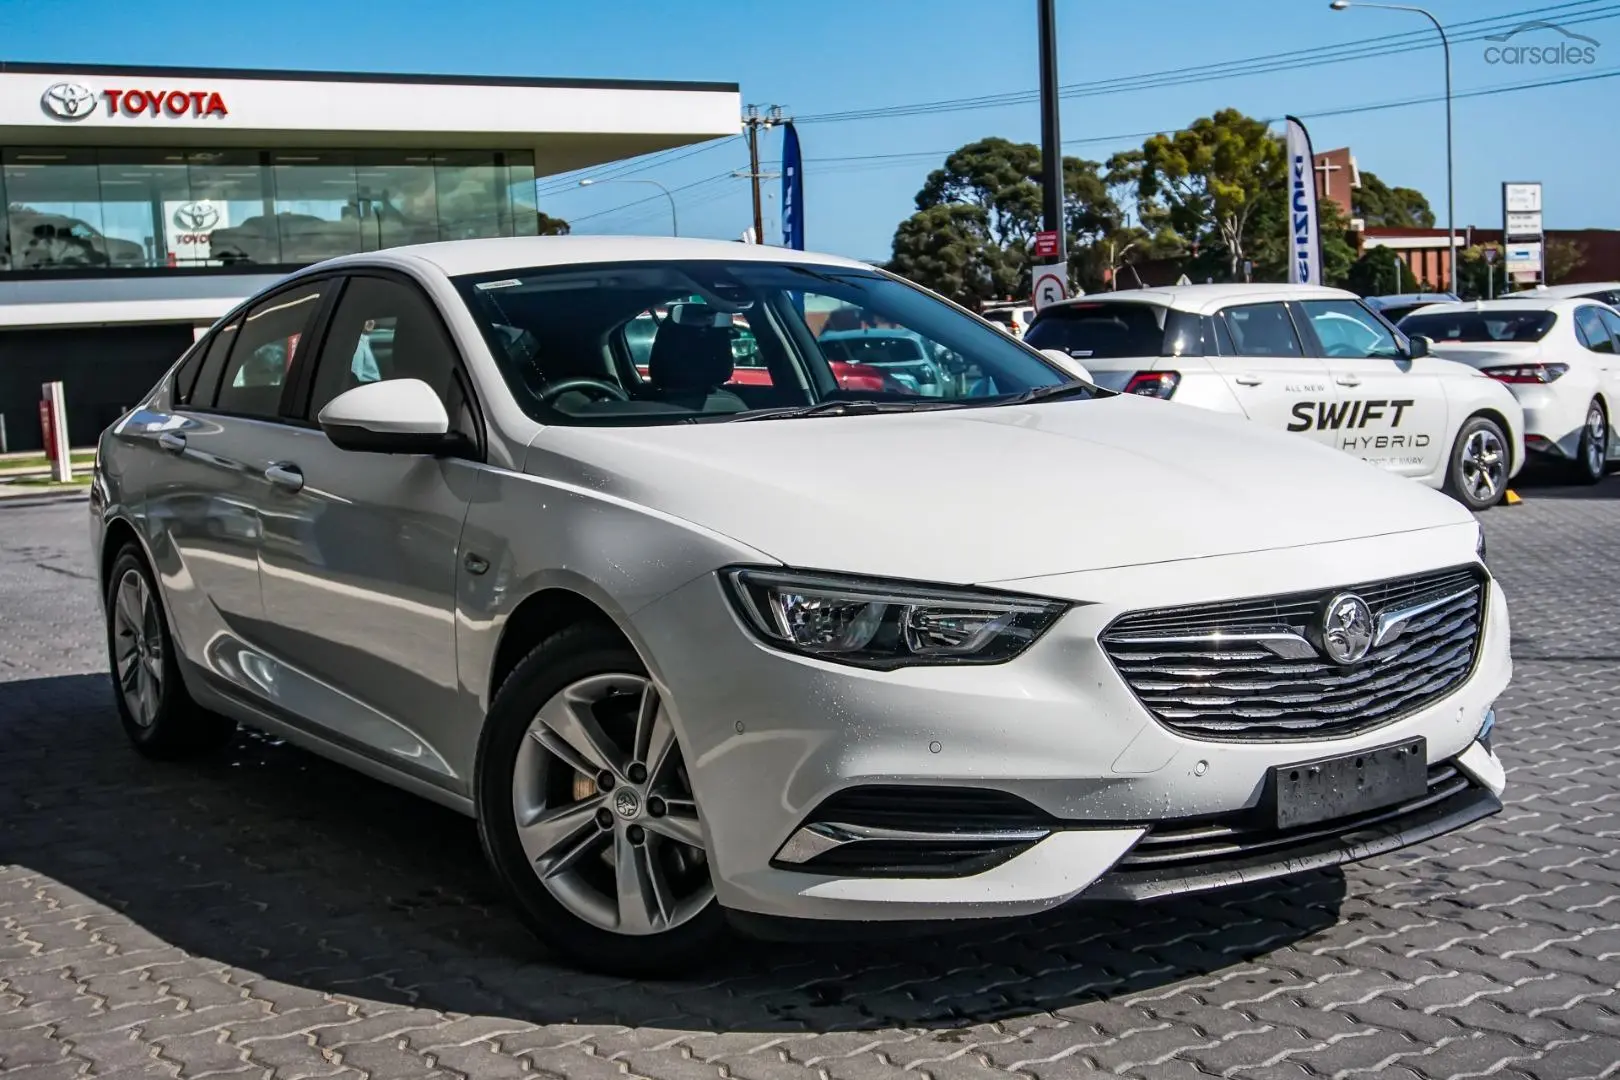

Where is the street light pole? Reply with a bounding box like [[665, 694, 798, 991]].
[[578, 177, 679, 236], [1330, 1, 1454, 294]]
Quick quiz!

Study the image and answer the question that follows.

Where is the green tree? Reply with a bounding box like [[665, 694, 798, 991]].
[[1353, 172, 1435, 229], [890, 137, 1124, 301], [1251, 194, 1357, 286], [1344, 248, 1407, 296], [888, 202, 1011, 307], [1545, 238, 1587, 284], [1134, 108, 1283, 280]]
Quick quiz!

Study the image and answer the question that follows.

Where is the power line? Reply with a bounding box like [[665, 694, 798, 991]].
[[760, 66, 1620, 177], [535, 136, 742, 198], [567, 170, 738, 224], [797, 0, 1618, 124]]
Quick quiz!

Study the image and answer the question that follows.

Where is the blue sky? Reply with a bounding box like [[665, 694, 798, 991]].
[[3, 0, 1616, 260]]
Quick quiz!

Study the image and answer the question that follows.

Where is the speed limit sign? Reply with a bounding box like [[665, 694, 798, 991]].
[[1031, 261, 1069, 312]]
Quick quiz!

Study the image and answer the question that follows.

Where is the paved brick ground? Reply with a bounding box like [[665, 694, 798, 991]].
[[3, 483, 1619, 1080]]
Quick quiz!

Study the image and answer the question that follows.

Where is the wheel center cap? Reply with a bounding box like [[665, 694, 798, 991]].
[[613, 789, 641, 819]]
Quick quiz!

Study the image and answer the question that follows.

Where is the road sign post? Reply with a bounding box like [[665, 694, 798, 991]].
[[1031, 262, 1069, 312]]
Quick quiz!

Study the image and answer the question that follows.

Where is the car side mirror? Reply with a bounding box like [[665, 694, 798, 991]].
[[1041, 348, 1093, 383], [1407, 334, 1433, 359], [318, 378, 451, 455]]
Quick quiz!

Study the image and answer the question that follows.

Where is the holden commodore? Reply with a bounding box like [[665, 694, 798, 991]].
[[91, 237, 1509, 975]]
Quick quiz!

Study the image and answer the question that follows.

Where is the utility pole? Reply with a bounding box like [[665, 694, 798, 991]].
[[739, 105, 785, 243], [1037, 0, 1065, 265]]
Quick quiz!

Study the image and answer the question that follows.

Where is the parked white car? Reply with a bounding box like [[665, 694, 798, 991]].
[[1506, 281, 1620, 308], [92, 238, 1508, 975], [981, 302, 1036, 338], [1398, 298, 1620, 483], [1025, 284, 1526, 510]]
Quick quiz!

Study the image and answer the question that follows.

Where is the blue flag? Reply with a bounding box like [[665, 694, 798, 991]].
[[781, 122, 805, 250]]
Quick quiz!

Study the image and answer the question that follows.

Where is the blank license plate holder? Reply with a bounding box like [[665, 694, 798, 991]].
[[1269, 738, 1428, 830]]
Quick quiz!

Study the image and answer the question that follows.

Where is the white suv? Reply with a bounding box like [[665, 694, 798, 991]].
[[91, 239, 1508, 975], [1025, 284, 1525, 510]]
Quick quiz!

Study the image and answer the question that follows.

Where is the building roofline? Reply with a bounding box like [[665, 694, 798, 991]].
[[0, 60, 738, 95]]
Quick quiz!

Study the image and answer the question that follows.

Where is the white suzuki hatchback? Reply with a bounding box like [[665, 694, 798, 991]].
[[1025, 284, 1525, 510], [92, 238, 1509, 975]]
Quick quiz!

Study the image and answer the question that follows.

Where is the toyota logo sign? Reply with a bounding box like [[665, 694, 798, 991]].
[[41, 82, 97, 121], [172, 203, 221, 232]]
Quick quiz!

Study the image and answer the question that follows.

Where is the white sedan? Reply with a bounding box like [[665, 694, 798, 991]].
[[1024, 284, 1525, 510], [1399, 298, 1620, 483], [91, 237, 1508, 974]]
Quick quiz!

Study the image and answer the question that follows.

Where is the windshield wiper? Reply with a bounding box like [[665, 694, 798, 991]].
[[726, 399, 957, 422], [991, 382, 1100, 407]]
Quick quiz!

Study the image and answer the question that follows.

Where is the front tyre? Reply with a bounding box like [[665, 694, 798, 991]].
[[104, 544, 234, 757], [476, 624, 725, 976], [1443, 416, 1510, 511], [1572, 399, 1608, 485]]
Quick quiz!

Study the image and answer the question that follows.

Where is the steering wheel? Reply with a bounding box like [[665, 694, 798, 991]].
[[539, 377, 630, 405]]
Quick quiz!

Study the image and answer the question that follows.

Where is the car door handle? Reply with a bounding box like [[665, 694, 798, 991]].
[[264, 463, 304, 493], [1336, 376, 1362, 387], [157, 432, 186, 453], [1233, 374, 1264, 386]]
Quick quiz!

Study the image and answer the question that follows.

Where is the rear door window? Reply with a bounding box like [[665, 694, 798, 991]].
[[213, 282, 326, 419], [1220, 303, 1304, 357], [1024, 302, 1167, 358], [1398, 310, 1556, 342], [186, 317, 242, 409], [1575, 306, 1615, 354]]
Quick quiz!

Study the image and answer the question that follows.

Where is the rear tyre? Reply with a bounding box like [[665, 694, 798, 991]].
[[104, 544, 235, 758], [1442, 416, 1510, 511], [1572, 399, 1608, 485], [476, 623, 726, 976]]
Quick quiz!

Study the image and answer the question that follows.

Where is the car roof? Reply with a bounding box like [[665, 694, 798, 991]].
[[1038, 282, 1357, 316], [1367, 293, 1459, 306], [306, 235, 875, 277], [1506, 281, 1620, 299], [1400, 297, 1587, 316]]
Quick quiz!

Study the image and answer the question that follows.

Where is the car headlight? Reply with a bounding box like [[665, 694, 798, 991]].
[[1477, 526, 1488, 563], [722, 568, 1066, 668]]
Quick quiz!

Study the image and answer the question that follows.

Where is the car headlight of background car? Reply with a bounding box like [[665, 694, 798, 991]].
[[722, 569, 1066, 668]]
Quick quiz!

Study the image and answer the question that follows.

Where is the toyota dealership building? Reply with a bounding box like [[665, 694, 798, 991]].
[[0, 61, 738, 450]]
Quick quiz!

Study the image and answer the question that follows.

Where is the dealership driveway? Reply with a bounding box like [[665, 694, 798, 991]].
[[3, 485, 1619, 1080]]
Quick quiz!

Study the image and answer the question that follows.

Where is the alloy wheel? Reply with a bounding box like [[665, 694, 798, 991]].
[[511, 673, 711, 935], [1586, 403, 1607, 477], [1460, 426, 1506, 504], [112, 568, 164, 727]]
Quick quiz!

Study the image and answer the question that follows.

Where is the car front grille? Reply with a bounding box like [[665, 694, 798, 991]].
[[1100, 565, 1487, 741]]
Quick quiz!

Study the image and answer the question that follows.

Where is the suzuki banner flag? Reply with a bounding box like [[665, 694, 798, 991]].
[[781, 121, 805, 250], [1284, 116, 1323, 286]]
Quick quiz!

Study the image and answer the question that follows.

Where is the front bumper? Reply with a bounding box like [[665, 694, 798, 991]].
[[628, 523, 1509, 924]]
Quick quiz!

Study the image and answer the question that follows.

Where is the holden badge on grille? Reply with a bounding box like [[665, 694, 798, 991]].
[[1318, 593, 1374, 665]]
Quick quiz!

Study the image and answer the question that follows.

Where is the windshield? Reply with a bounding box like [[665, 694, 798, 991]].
[[1023, 302, 1167, 358], [454, 260, 1075, 425], [1399, 309, 1557, 343]]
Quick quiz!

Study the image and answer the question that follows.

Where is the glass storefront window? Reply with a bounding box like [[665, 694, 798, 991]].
[[508, 151, 539, 237], [354, 152, 441, 251], [186, 152, 272, 268], [0, 145, 541, 273], [3, 148, 115, 270], [270, 151, 363, 264], [434, 152, 502, 242]]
